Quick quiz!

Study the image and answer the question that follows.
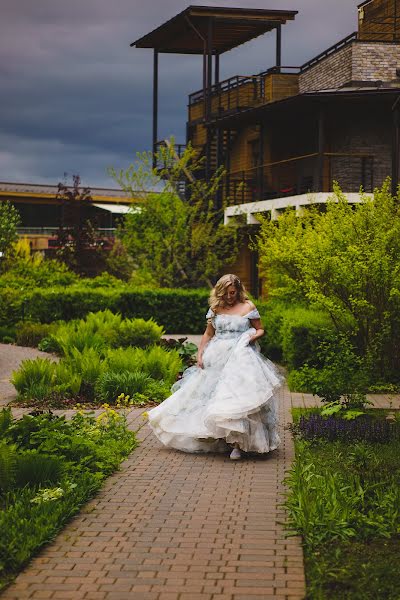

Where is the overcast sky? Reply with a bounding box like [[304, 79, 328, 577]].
[[0, 0, 362, 189]]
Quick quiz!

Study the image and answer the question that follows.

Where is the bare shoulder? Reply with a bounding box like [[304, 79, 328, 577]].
[[246, 300, 256, 311]]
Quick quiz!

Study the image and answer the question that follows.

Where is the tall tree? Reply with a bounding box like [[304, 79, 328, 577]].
[[257, 180, 400, 381], [109, 141, 241, 288]]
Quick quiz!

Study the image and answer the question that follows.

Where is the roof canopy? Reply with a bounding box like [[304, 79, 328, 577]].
[[131, 6, 297, 54]]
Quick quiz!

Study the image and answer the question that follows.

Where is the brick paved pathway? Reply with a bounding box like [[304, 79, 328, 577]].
[[2, 387, 306, 600], [2, 341, 399, 600]]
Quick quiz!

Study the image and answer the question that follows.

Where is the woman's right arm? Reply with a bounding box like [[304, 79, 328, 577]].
[[197, 322, 215, 368]]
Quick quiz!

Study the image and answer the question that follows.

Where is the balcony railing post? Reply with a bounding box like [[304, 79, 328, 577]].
[[152, 50, 158, 169]]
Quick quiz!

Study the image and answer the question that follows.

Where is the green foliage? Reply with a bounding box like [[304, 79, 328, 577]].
[[95, 371, 153, 403], [257, 181, 400, 382], [0, 442, 18, 494], [15, 322, 56, 348], [104, 238, 135, 281], [110, 140, 241, 288], [0, 202, 20, 265], [0, 326, 16, 343], [286, 429, 400, 599], [289, 334, 369, 408], [0, 408, 136, 589], [11, 358, 55, 395], [105, 345, 182, 386], [0, 255, 78, 291], [0, 408, 12, 437], [159, 337, 198, 367], [115, 317, 164, 348], [286, 437, 400, 547], [10, 358, 81, 402], [6, 287, 208, 333], [14, 452, 64, 489], [257, 300, 334, 369]]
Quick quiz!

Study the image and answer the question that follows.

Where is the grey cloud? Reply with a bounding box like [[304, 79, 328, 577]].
[[1, 0, 361, 187]]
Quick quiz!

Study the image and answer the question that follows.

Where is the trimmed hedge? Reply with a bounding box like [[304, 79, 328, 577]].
[[0, 287, 210, 334], [258, 302, 335, 369]]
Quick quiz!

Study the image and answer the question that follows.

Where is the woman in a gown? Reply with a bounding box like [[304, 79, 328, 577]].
[[148, 274, 282, 460]]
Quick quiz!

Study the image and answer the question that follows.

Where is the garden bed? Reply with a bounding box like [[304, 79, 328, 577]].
[[0, 406, 137, 591], [285, 408, 400, 599]]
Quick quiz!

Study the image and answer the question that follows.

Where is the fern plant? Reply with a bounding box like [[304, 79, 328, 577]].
[[11, 358, 55, 396], [0, 407, 12, 437], [15, 451, 64, 488], [95, 371, 153, 403], [0, 441, 17, 493]]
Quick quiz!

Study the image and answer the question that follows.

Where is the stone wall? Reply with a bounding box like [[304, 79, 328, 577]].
[[300, 41, 400, 93], [299, 44, 353, 93], [353, 42, 400, 81], [328, 110, 391, 192]]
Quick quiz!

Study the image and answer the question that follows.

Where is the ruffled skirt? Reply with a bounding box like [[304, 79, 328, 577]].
[[148, 330, 282, 454]]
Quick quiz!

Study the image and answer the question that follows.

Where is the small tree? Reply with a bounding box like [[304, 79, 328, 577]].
[[0, 201, 21, 269], [257, 180, 400, 382], [109, 141, 241, 288], [54, 174, 105, 275]]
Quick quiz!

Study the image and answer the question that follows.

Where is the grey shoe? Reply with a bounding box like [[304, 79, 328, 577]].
[[230, 447, 241, 460]]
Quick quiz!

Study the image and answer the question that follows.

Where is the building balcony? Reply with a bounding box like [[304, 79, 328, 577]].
[[224, 151, 374, 207], [188, 67, 299, 124]]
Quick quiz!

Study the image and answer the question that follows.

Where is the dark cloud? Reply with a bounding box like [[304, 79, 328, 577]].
[[0, 0, 361, 187]]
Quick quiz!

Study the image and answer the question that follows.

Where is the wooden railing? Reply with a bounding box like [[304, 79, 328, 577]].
[[224, 152, 374, 205]]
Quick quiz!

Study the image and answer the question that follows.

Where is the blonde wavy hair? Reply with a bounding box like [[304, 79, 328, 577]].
[[209, 274, 248, 312]]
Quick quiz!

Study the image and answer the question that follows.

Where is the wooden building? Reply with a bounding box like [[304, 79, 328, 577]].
[[0, 181, 138, 252], [133, 0, 400, 295]]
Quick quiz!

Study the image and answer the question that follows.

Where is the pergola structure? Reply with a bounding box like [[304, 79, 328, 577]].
[[131, 6, 297, 168]]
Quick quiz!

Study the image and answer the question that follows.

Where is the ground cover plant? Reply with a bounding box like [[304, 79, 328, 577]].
[[0, 406, 137, 591], [285, 408, 400, 599], [11, 310, 185, 408]]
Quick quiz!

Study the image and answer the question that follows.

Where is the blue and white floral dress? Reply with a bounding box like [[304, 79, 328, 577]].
[[148, 308, 281, 454]]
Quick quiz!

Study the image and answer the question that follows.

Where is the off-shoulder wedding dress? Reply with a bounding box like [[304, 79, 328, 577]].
[[148, 308, 281, 454]]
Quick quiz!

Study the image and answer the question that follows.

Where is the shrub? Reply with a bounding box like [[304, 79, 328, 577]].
[[10, 358, 81, 402], [15, 322, 55, 348], [0, 326, 16, 343], [141, 345, 182, 385], [105, 346, 182, 386], [11, 358, 55, 397], [10, 287, 209, 332], [95, 371, 153, 403], [0, 442, 18, 494], [14, 452, 64, 489], [115, 317, 164, 348]]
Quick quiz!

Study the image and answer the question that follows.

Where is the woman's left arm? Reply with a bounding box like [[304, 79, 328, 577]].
[[249, 317, 264, 343]]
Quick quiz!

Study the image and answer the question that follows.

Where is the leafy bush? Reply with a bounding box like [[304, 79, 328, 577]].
[[0, 408, 136, 589], [4, 287, 209, 333], [15, 322, 56, 348], [11, 358, 81, 402], [105, 346, 182, 387], [159, 337, 198, 367], [11, 358, 55, 396], [115, 317, 164, 348], [0, 441, 18, 494], [257, 181, 400, 383], [95, 371, 153, 403], [0, 326, 16, 343], [15, 452, 64, 489], [288, 334, 369, 404]]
